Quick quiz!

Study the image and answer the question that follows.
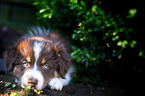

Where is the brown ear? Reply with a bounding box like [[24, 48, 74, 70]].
[[4, 47, 17, 72], [57, 46, 71, 78]]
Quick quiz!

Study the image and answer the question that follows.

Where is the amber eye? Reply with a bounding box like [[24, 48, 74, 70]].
[[42, 64, 49, 70], [22, 61, 29, 67]]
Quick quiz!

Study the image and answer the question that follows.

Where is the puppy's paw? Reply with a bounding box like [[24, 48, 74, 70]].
[[48, 78, 63, 91]]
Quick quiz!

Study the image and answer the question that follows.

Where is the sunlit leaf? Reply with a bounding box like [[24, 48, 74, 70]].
[[5, 82, 11, 87], [126, 9, 137, 18], [113, 31, 117, 36], [130, 40, 137, 48], [139, 50, 145, 58], [92, 5, 98, 12], [43, 14, 49, 18], [12, 84, 16, 88], [39, 9, 46, 13], [117, 41, 122, 46]]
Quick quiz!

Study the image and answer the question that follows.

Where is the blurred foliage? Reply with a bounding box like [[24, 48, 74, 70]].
[[126, 9, 137, 18], [32, 0, 144, 86]]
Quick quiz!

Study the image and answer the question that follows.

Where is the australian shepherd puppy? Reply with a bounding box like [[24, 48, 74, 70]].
[[4, 27, 74, 91]]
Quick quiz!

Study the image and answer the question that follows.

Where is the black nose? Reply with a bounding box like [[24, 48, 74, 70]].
[[28, 78, 38, 87]]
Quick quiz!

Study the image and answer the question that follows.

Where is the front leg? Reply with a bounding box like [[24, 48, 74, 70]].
[[48, 66, 74, 90], [48, 78, 63, 91]]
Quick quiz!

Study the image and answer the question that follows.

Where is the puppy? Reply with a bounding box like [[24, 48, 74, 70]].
[[4, 27, 73, 90]]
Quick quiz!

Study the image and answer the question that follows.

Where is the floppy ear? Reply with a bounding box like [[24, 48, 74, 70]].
[[56, 46, 71, 78], [4, 47, 17, 72]]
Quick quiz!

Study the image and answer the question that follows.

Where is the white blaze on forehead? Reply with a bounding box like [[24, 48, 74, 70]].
[[20, 41, 44, 90], [33, 41, 43, 69]]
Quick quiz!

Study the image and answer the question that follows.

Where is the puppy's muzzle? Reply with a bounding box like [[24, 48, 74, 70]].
[[28, 78, 38, 89]]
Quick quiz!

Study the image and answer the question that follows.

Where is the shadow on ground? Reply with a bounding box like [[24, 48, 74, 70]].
[[0, 73, 126, 96]]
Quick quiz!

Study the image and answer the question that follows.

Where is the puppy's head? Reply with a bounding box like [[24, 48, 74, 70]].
[[4, 37, 71, 90]]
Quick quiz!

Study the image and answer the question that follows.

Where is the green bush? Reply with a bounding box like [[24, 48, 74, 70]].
[[32, 0, 141, 86]]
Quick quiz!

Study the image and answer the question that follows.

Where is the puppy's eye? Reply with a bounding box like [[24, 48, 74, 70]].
[[42, 64, 49, 70], [22, 61, 29, 67]]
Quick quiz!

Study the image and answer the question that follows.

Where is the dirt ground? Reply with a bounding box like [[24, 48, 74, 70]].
[[0, 73, 126, 96]]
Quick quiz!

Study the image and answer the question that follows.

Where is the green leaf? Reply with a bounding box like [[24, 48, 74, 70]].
[[139, 50, 145, 58], [69, 0, 78, 4], [85, 53, 91, 58], [33, 2, 39, 5], [126, 9, 137, 18], [72, 46, 77, 50], [117, 40, 128, 48], [117, 41, 122, 46], [122, 40, 128, 48], [80, 1, 86, 9], [130, 40, 137, 48], [92, 5, 98, 12], [112, 36, 119, 41], [12, 84, 16, 88], [69, 4, 76, 10], [76, 58, 81, 62], [43, 14, 49, 18], [39, 9, 46, 13], [5, 82, 11, 87], [113, 31, 117, 36], [34, 89, 43, 95], [78, 10, 84, 16], [72, 34, 76, 39]]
